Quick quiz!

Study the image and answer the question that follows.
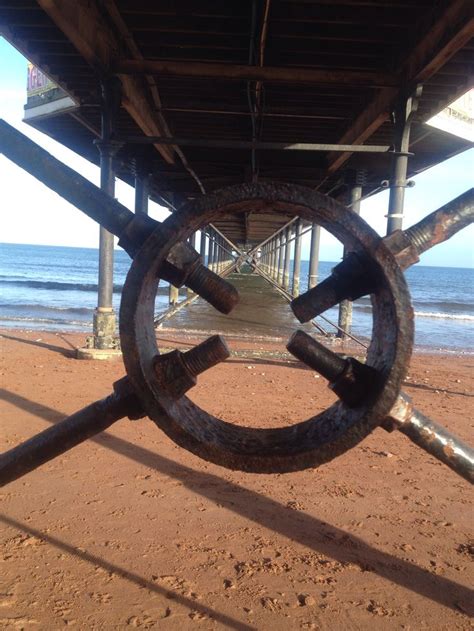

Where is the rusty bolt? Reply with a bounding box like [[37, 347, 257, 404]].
[[291, 252, 377, 323], [287, 330, 379, 407], [161, 241, 239, 315], [153, 335, 230, 400], [118, 216, 239, 315]]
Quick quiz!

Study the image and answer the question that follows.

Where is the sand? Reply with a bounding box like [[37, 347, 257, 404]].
[[1, 329, 473, 630]]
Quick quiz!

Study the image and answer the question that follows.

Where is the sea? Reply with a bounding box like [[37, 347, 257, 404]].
[[0, 242, 473, 352]]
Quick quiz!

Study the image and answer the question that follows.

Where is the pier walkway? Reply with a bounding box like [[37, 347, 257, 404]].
[[158, 271, 316, 342]]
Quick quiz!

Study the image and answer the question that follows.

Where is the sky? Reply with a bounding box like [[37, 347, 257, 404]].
[[0, 37, 473, 267]]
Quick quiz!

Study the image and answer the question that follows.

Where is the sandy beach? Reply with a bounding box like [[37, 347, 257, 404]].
[[1, 328, 473, 630]]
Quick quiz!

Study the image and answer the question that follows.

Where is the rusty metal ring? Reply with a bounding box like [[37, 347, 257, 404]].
[[120, 182, 413, 473]]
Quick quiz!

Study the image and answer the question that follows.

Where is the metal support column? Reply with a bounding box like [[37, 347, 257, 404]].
[[134, 157, 151, 215], [271, 238, 278, 279], [208, 229, 215, 272], [187, 231, 197, 296], [169, 283, 179, 305], [92, 78, 122, 350], [308, 223, 321, 289], [338, 175, 363, 338], [386, 86, 422, 234], [277, 234, 284, 285], [292, 219, 303, 297], [283, 227, 292, 290], [200, 229, 207, 264]]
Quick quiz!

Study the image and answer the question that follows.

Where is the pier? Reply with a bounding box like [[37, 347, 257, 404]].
[[0, 2, 473, 628]]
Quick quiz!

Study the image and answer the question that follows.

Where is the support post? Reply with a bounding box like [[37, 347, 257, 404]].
[[187, 231, 197, 296], [283, 228, 292, 290], [386, 86, 422, 234], [134, 156, 151, 215], [92, 78, 122, 351], [308, 224, 321, 289], [338, 174, 363, 338], [271, 238, 278, 279], [169, 284, 179, 305], [292, 219, 303, 297], [200, 229, 207, 263], [208, 229, 215, 272], [277, 234, 284, 286]]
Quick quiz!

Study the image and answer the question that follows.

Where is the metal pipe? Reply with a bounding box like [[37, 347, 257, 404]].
[[208, 223, 243, 256], [338, 183, 362, 338], [277, 234, 284, 285], [208, 229, 215, 272], [248, 217, 298, 255], [292, 219, 303, 296], [134, 165, 150, 215], [271, 238, 278, 279], [308, 224, 321, 289], [283, 227, 292, 290], [387, 395, 474, 484], [0, 387, 135, 486], [200, 229, 207, 263], [97, 142, 116, 312], [0, 119, 133, 238], [404, 188, 474, 255], [386, 88, 421, 233], [94, 79, 121, 350], [122, 135, 391, 153], [187, 232, 197, 297]]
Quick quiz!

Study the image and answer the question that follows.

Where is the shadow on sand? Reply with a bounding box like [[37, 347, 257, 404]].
[[1, 387, 473, 617]]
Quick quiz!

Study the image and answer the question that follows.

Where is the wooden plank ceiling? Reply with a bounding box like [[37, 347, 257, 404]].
[[0, 0, 472, 245]]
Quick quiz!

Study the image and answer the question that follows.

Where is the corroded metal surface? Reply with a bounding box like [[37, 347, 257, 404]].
[[120, 182, 413, 473], [385, 394, 474, 484], [291, 188, 474, 322]]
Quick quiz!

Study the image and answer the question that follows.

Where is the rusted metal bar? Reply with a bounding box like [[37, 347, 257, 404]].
[[403, 187, 474, 256], [287, 332, 473, 482], [0, 119, 133, 237], [155, 259, 240, 327], [0, 379, 142, 487], [292, 189, 474, 323], [121, 135, 391, 153], [114, 59, 398, 88], [385, 395, 474, 484], [0, 121, 238, 315]]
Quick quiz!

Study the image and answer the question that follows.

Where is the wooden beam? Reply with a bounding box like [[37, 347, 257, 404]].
[[36, 0, 175, 164], [327, 0, 473, 174], [114, 59, 398, 88]]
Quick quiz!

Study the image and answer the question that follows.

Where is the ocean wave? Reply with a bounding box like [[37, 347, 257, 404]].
[[353, 304, 473, 321], [0, 304, 93, 315], [0, 279, 124, 293], [0, 315, 92, 326], [0, 279, 172, 293], [414, 311, 474, 321]]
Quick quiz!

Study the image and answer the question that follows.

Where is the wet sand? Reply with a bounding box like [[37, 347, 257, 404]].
[[1, 329, 473, 630]]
